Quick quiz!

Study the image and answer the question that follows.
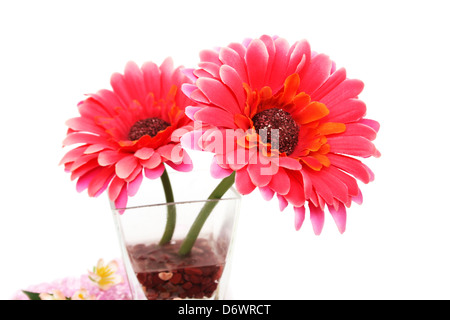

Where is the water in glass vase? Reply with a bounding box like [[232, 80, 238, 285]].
[[127, 238, 227, 300]]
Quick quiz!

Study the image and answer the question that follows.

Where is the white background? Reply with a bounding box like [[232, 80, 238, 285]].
[[1, 0, 449, 300]]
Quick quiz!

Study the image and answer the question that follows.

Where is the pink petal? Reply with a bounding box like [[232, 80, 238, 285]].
[[259, 186, 275, 201], [277, 194, 289, 211], [330, 61, 337, 74], [110, 72, 132, 106], [60, 146, 88, 165], [225, 148, 250, 171], [294, 206, 306, 231], [309, 203, 325, 235], [62, 133, 108, 147], [77, 98, 108, 120], [84, 144, 108, 154], [167, 160, 193, 172], [359, 119, 380, 133], [93, 176, 113, 197], [115, 155, 139, 179], [211, 159, 233, 179], [124, 61, 147, 103], [324, 98, 367, 123], [69, 159, 98, 180], [159, 57, 175, 98], [342, 122, 378, 141], [328, 204, 347, 234], [247, 163, 272, 187], [200, 49, 221, 65], [68, 153, 99, 171], [328, 153, 373, 184], [287, 40, 311, 77], [114, 186, 128, 214], [352, 188, 363, 204], [89, 89, 123, 117], [171, 126, 194, 143], [194, 68, 216, 80], [190, 89, 210, 104], [196, 77, 242, 115], [134, 147, 154, 160], [65, 117, 105, 136], [126, 164, 143, 183], [267, 37, 290, 92], [320, 79, 364, 107], [198, 61, 221, 78], [76, 168, 99, 193], [184, 106, 202, 121], [181, 83, 198, 99], [172, 64, 189, 89], [194, 107, 237, 129], [259, 35, 276, 86], [284, 175, 306, 207], [181, 68, 197, 82], [167, 152, 193, 172], [158, 144, 178, 162], [268, 167, 290, 195], [328, 136, 377, 158], [228, 41, 247, 58], [307, 168, 349, 206], [373, 147, 382, 160], [142, 61, 161, 98], [299, 53, 332, 95], [305, 172, 334, 205], [235, 168, 256, 195], [87, 166, 115, 197], [108, 176, 125, 203], [144, 163, 165, 179], [366, 165, 375, 181], [301, 168, 314, 201], [310, 68, 347, 102], [278, 157, 302, 170], [171, 144, 185, 164], [219, 65, 246, 111], [140, 152, 162, 169], [127, 171, 143, 197], [219, 46, 248, 84], [245, 38, 269, 90], [325, 166, 359, 198], [180, 130, 204, 151]]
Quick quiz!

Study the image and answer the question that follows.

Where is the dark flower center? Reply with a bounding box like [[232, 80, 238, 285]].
[[128, 117, 170, 141], [252, 108, 299, 155]]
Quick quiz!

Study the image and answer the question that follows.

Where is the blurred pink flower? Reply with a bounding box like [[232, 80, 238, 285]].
[[39, 289, 67, 300], [70, 288, 97, 300], [182, 35, 380, 234], [61, 58, 194, 210], [13, 259, 131, 300], [88, 259, 123, 291]]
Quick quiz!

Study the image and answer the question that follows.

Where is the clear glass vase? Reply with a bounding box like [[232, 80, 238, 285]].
[[111, 170, 241, 300]]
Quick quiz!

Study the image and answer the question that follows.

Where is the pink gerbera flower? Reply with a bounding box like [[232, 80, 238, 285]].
[[61, 58, 194, 209], [182, 35, 380, 234]]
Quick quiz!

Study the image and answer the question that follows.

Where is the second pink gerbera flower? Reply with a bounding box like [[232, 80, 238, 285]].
[[182, 35, 380, 234], [61, 58, 194, 209]]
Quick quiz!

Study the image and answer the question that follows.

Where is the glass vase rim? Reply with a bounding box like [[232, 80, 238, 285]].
[[110, 186, 241, 212]]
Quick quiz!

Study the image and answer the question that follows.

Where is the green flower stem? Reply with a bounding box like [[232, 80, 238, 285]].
[[178, 171, 236, 256], [159, 169, 176, 246]]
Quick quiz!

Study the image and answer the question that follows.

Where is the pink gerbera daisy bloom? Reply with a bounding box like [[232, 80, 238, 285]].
[[61, 58, 194, 209], [182, 35, 380, 235]]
